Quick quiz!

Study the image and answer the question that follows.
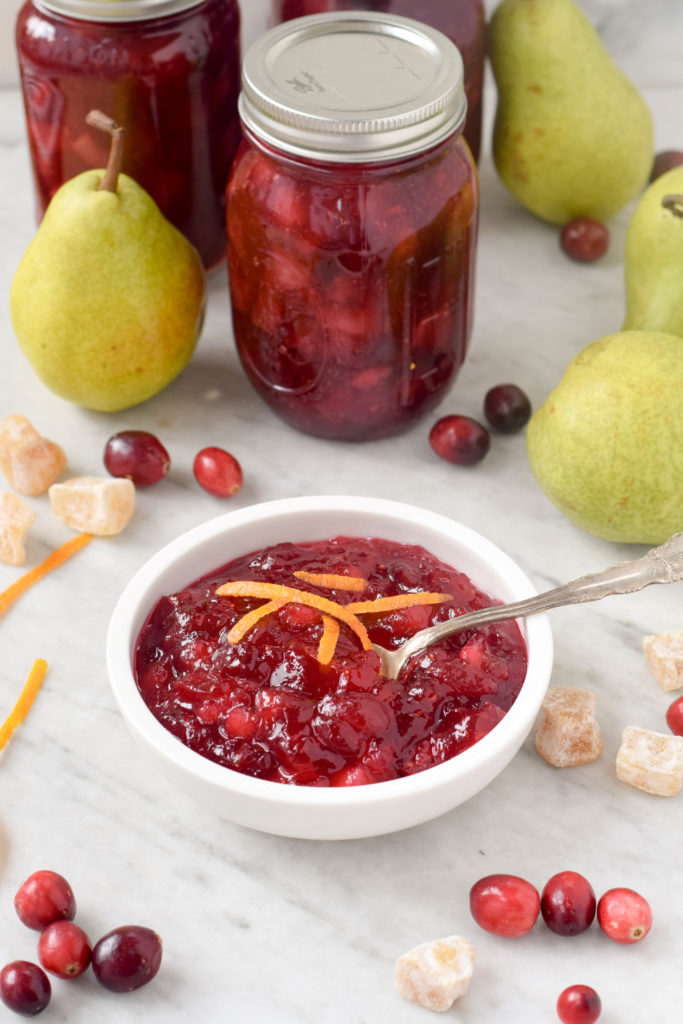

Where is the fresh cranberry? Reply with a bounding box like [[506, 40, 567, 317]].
[[666, 695, 683, 736], [38, 920, 91, 979], [0, 961, 51, 1016], [483, 384, 532, 433], [556, 984, 602, 1024], [469, 874, 541, 937], [103, 430, 171, 486], [91, 925, 162, 992], [596, 887, 652, 943], [429, 415, 490, 466], [560, 218, 610, 262], [14, 871, 76, 931], [541, 871, 596, 936], [650, 150, 683, 181], [193, 447, 243, 497]]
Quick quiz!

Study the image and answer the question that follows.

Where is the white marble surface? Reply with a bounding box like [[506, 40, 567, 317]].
[[1, 2, 683, 1021]]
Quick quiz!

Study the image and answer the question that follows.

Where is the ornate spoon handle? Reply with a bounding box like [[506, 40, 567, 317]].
[[377, 533, 683, 678]]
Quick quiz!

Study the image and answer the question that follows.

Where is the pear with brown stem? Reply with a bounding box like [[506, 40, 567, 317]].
[[10, 110, 205, 412]]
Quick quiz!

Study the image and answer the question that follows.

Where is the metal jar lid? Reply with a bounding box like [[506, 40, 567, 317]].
[[239, 12, 467, 163], [33, 0, 205, 22]]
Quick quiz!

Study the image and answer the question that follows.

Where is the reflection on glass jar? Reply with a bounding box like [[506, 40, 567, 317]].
[[226, 13, 479, 442], [270, 0, 486, 161], [15, 0, 241, 270]]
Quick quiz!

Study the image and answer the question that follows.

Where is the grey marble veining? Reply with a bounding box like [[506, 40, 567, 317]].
[[0, 1, 682, 1021]]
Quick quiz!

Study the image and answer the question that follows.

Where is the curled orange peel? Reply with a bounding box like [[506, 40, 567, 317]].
[[0, 658, 48, 751], [215, 580, 373, 651], [227, 598, 288, 644], [317, 615, 340, 666], [0, 533, 92, 619], [292, 571, 367, 592], [347, 592, 452, 614]]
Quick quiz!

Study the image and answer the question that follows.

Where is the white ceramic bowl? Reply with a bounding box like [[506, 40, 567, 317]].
[[106, 495, 553, 840]]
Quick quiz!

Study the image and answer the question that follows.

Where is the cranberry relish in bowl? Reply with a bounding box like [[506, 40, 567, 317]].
[[107, 497, 553, 839]]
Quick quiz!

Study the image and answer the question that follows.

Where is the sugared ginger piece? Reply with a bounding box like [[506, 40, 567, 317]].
[[0, 414, 66, 495], [394, 935, 475, 1012], [643, 631, 683, 692], [0, 492, 36, 565], [535, 686, 603, 767], [616, 726, 683, 797], [49, 477, 134, 536]]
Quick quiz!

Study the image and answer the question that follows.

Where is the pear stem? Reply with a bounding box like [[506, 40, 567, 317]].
[[85, 110, 126, 194], [661, 193, 683, 218]]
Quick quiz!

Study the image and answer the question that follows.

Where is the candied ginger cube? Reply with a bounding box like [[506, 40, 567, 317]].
[[395, 935, 475, 1012], [0, 492, 36, 565], [616, 726, 683, 797], [49, 477, 134, 536], [643, 631, 683, 692], [535, 686, 603, 767], [0, 414, 66, 496]]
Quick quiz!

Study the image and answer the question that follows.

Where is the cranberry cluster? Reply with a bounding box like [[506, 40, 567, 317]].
[[0, 870, 162, 1016], [429, 382, 532, 467], [103, 429, 243, 498], [469, 871, 652, 1024]]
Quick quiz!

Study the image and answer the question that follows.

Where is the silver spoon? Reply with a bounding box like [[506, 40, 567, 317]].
[[373, 532, 683, 679]]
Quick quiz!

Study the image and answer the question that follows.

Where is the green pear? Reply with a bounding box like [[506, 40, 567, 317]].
[[623, 166, 683, 337], [490, 0, 653, 224], [10, 111, 205, 413], [527, 331, 683, 544]]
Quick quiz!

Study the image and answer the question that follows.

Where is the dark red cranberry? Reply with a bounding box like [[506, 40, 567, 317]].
[[104, 430, 170, 486], [560, 218, 610, 262], [38, 921, 91, 979], [541, 871, 596, 936], [650, 150, 683, 181], [666, 695, 683, 736], [0, 961, 51, 1016], [429, 415, 490, 466], [91, 925, 162, 992], [556, 984, 601, 1024], [193, 447, 243, 497], [14, 871, 76, 931], [469, 874, 541, 937], [596, 887, 652, 943], [483, 384, 532, 433]]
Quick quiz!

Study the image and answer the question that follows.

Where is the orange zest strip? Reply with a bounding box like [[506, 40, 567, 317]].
[[215, 581, 372, 651], [347, 591, 452, 615], [317, 615, 340, 666], [0, 658, 48, 751], [227, 598, 288, 645], [293, 571, 367, 592], [0, 534, 92, 619]]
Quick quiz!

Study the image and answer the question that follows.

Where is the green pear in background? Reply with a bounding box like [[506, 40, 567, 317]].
[[527, 332, 683, 544], [490, 0, 653, 224], [10, 111, 205, 413], [623, 166, 683, 337]]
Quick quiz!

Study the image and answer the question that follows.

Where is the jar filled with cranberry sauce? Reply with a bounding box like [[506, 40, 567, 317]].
[[15, 0, 241, 270], [270, 0, 485, 161], [226, 12, 479, 442]]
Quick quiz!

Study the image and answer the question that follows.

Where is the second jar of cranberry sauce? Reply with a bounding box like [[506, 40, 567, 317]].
[[226, 12, 479, 442], [15, 0, 241, 270], [270, 0, 486, 162]]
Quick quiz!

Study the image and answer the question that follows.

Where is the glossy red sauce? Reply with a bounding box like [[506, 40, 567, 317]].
[[134, 537, 527, 786]]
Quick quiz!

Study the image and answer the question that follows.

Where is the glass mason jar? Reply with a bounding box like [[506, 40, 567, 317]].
[[15, 0, 241, 270], [269, 0, 485, 161], [226, 13, 479, 442]]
